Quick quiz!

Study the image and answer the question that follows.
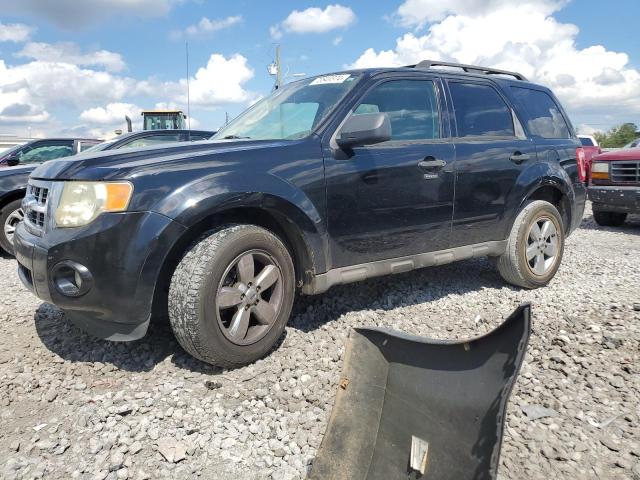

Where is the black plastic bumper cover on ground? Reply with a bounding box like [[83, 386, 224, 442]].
[[310, 304, 532, 480]]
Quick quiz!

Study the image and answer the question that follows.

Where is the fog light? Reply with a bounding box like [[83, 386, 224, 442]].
[[50, 261, 93, 297]]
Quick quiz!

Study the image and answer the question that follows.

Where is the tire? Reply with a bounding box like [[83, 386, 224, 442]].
[[496, 200, 565, 289], [593, 210, 627, 227], [0, 199, 24, 256], [168, 224, 295, 368]]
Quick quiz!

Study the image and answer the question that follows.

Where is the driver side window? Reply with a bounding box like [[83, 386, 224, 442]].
[[19, 142, 74, 163], [353, 79, 441, 141]]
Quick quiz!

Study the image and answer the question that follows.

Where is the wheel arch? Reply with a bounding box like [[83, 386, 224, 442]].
[[150, 201, 322, 321], [0, 189, 26, 210]]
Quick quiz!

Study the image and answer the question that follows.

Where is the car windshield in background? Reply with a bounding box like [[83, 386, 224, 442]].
[[579, 137, 594, 146], [83, 139, 117, 153], [212, 74, 361, 141], [623, 138, 640, 148]]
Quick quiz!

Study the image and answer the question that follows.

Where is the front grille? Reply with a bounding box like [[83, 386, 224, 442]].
[[610, 160, 640, 184], [23, 180, 51, 236]]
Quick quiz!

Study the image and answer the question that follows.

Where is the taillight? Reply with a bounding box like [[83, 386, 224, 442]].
[[576, 147, 587, 182]]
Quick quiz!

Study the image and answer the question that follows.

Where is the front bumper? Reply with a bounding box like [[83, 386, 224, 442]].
[[588, 185, 640, 214], [14, 211, 186, 341]]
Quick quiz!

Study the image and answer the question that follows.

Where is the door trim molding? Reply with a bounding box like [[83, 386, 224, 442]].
[[303, 240, 507, 295]]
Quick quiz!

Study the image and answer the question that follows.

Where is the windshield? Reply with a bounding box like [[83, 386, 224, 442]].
[[82, 138, 118, 153], [0, 143, 27, 160], [213, 73, 361, 141]]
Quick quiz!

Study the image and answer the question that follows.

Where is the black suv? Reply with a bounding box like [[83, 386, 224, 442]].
[[14, 61, 586, 367]]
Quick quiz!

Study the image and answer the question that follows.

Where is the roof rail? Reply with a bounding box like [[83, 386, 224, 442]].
[[407, 60, 528, 81]]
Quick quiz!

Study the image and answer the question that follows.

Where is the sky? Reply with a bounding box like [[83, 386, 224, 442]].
[[0, 0, 638, 139]]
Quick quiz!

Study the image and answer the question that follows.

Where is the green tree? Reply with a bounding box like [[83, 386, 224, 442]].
[[593, 123, 639, 148]]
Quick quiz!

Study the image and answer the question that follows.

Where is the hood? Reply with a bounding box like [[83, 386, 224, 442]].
[[30, 139, 291, 181], [593, 148, 640, 162], [0, 164, 36, 178]]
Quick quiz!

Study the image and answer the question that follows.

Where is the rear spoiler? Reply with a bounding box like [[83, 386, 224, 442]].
[[311, 304, 531, 480]]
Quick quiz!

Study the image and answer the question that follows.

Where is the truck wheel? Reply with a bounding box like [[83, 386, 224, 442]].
[[593, 210, 627, 227], [168, 225, 295, 368], [0, 199, 24, 256], [496, 200, 565, 289]]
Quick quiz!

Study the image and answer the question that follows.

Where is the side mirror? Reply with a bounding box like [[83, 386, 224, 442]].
[[6, 155, 20, 166], [337, 113, 391, 149]]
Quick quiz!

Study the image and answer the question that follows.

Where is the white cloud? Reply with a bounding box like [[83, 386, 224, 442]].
[[16, 42, 126, 72], [351, 1, 640, 127], [333, 36, 343, 46], [173, 15, 242, 39], [0, 0, 178, 28], [0, 22, 34, 43], [271, 4, 355, 38], [0, 50, 254, 134], [172, 53, 255, 108], [80, 102, 140, 124], [394, 0, 565, 28]]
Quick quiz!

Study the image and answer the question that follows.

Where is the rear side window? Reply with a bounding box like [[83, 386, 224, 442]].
[[353, 79, 440, 141], [449, 82, 514, 137], [510, 87, 571, 139], [579, 137, 594, 147]]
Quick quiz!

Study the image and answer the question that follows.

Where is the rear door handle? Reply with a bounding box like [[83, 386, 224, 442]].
[[418, 158, 447, 170], [510, 152, 530, 164]]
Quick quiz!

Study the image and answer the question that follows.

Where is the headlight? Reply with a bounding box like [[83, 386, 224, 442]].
[[54, 181, 133, 227], [591, 162, 609, 180]]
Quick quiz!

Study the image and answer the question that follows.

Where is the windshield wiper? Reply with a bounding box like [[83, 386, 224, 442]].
[[222, 135, 251, 140]]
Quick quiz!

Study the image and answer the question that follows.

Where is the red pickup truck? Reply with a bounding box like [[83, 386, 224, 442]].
[[588, 148, 640, 226], [578, 135, 602, 179]]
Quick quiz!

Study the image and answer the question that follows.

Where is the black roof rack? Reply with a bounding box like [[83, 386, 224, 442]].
[[407, 60, 528, 81]]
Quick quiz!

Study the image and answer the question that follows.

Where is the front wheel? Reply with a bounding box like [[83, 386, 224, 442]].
[[0, 199, 24, 256], [593, 210, 627, 227], [168, 224, 295, 368], [496, 200, 565, 289]]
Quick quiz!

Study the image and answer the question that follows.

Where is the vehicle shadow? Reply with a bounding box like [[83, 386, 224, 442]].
[[289, 256, 509, 333], [33, 303, 221, 374], [34, 303, 290, 374], [579, 212, 640, 235]]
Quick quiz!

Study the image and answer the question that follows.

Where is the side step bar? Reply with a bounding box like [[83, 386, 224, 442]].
[[310, 304, 532, 480], [303, 240, 507, 295]]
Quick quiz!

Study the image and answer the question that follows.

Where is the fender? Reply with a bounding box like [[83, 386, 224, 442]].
[[0, 167, 33, 205], [503, 160, 575, 235], [153, 170, 329, 274]]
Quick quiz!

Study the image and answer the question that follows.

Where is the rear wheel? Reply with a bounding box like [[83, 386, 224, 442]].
[[496, 200, 565, 289], [593, 210, 627, 227], [168, 224, 295, 368], [0, 199, 24, 256]]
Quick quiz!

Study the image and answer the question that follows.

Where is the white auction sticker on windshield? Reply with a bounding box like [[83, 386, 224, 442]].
[[310, 74, 351, 85]]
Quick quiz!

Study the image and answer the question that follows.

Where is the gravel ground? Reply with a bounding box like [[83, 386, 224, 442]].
[[1, 204, 639, 480]]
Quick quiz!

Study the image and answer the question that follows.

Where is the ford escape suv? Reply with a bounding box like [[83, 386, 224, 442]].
[[14, 61, 586, 367]]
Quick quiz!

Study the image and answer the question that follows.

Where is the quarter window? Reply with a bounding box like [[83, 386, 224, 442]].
[[510, 87, 571, 139], [353, 79, 441, 141], [449, 82, 515, 137]]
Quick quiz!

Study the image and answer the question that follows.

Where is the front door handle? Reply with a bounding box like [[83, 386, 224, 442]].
[[418, 158, 447, 170], [510, 152, 530, 164]]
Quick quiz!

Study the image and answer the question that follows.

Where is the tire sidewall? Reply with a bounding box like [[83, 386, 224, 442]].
[[516, 202, 565, 287], [0, 199, 23, 255], [195, 227, 295, 364]]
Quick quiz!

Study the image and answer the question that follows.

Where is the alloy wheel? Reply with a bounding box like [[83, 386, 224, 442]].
[[3, 208, 24, 246], [215, 249, 284, 345], [525, 216, 559, 276]]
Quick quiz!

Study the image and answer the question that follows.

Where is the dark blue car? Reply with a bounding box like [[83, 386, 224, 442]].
[[0, 129, 213, 254]]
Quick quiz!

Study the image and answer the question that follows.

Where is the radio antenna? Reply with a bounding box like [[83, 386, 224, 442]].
[[186, 41, 192, 133]]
